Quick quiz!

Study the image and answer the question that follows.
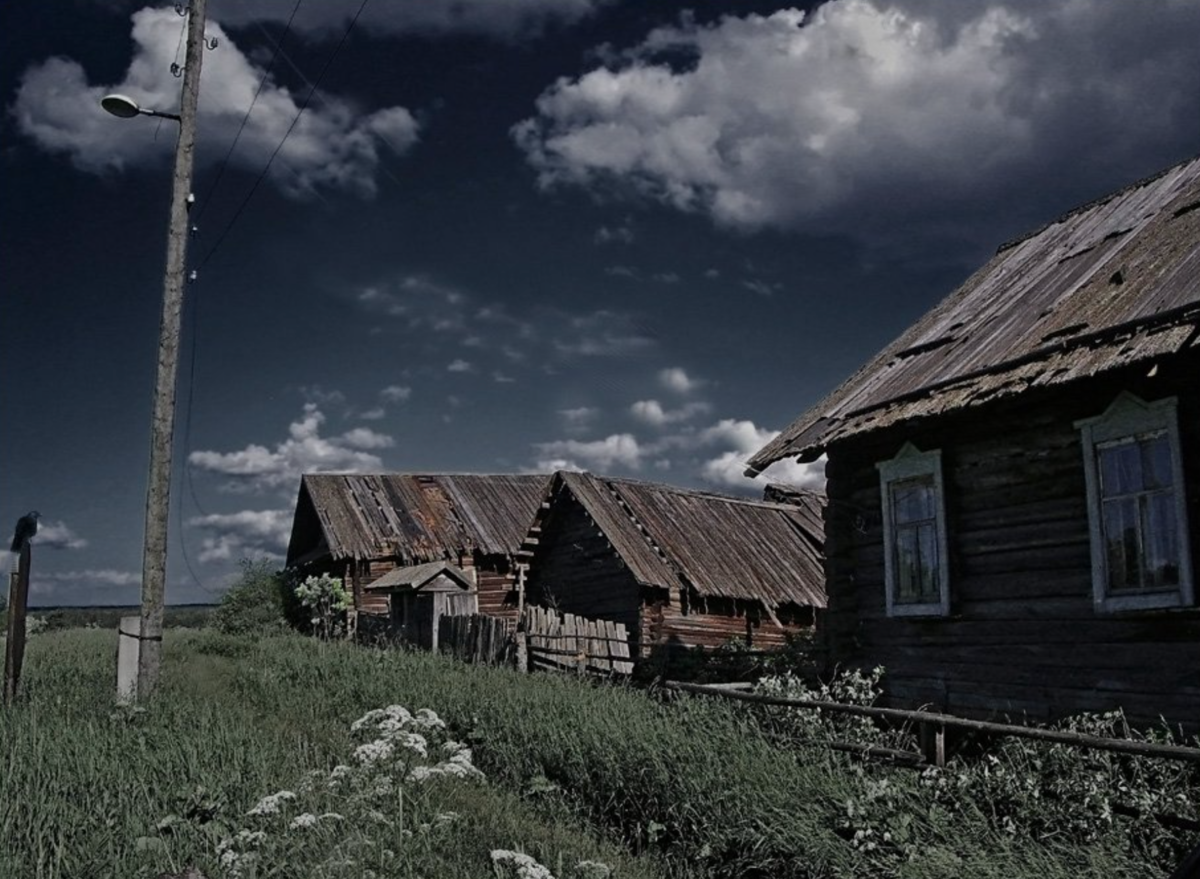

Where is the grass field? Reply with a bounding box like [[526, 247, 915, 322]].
[[1, 628, 1194, 878]]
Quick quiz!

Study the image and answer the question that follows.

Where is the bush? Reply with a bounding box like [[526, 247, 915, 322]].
[[212, 560, 288, 636]]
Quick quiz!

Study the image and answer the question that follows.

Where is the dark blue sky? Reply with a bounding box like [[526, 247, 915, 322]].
[[3, 0, 1198, 605]]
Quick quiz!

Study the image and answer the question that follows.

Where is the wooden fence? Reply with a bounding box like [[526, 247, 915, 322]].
[[438, 614, 514, 666], [521, 606, 634, 675]]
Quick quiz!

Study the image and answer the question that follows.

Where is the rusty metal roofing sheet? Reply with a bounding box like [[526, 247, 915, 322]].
[[293, 473, 548, 562], [749, 155, 1200, 470], [556, 472, 826, 609]]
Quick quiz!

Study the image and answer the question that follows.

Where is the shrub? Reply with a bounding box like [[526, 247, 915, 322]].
[[294, 573, 352, 640], [212, 560, 288, 636]]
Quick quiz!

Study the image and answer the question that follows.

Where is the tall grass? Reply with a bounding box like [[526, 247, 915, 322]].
[[1, 629, 1185, 878]]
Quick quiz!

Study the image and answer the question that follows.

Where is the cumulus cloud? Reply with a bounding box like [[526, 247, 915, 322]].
[[559, 406, 600, 432], [553, 310, 657, 357], [658, 367, 702, 394], [30, 520, 88, 551], [515, 1, 1200, 243], [533, 433, 643, 472], [13, 8, 419, 198], [699, 419, 825, 493], [630, 399, 712, 427], [594, 220, 634, 245], [188, 509, 292, 563], [189, 403, 390, 494], [209, 0, 607, 41], [447, 359, 473, 373]]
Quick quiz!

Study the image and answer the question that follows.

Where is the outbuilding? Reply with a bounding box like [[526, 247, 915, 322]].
[[521, 471, 826, 664]]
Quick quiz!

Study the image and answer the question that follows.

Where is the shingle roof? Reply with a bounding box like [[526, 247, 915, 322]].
[[542, 472, 826, 609], [286, 473, 549, 564], [749, 155, 1200, 471]]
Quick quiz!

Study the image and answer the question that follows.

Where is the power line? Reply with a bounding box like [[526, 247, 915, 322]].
[[198, 0, 372, 269], [193, 0, 304, 224]]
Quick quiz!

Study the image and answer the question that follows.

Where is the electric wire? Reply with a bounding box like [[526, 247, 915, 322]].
[[193, 0, 304, 224], [198, 0, 372, 270]]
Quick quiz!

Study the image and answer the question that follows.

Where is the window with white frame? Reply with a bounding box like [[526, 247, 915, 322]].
[[877, 444, 950, 617], [1078, 393, 1193, 612]]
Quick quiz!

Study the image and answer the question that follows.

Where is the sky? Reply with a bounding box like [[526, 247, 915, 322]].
[[2, 0, 1198, 607]]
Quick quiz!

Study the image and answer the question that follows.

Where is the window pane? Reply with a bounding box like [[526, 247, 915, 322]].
[[1141, 435, 1172, 490], [892, 478, 934, 524], [1103, 498, 1141, 592], [1143, 491, 1180, 589], [916, 523, 940, 601], [895, 528, 919, 601], [1100, 442, 1142, 497]]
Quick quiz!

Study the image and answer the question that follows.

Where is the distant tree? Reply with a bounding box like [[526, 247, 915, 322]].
[[212, 559, 288, 636]]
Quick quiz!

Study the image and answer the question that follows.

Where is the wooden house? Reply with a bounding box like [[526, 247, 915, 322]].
[[364, 561, 477, 650], [285, 473, 549, 624], [521, 471, 826, 661], [747, 156, 1200, 727]]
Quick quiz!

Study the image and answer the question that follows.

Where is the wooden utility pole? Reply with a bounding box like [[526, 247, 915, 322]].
[[137, 0, 208, 700], [3, 544, 32, 705]]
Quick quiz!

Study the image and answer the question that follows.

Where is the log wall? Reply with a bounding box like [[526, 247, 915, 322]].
[[823, 358, 1200, 727]]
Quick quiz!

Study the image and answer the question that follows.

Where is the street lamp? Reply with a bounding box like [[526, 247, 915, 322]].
[[101, 93, 181, 123], [100, 0, 208, 700]]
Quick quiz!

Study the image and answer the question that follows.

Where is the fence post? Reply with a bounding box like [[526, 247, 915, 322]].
[[3, 544, 32, 706], [515, 630, 528, 673], [919, 721, 946, 768]]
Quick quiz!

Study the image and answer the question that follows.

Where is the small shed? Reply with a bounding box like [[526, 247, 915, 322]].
[[746, 154, 1200, 728], [365, 561, 477, 650], [285, 473, 549, 625], [521, 472, 826, 663]]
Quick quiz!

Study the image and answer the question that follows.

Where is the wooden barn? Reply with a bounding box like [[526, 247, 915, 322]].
[[365, 561, 477, 650], [747, 156, 1200, 727], [285, 473, 549, 624], [521, 471, 826, 662]]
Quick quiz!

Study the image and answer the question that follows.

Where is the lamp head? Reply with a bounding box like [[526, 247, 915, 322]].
[[101, 94, 141, 119]]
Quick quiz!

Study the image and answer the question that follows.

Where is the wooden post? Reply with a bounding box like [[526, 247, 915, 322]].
[[116, 616, 141, 704], [919, 722, 946, 767], [3, 543, 32, 705]]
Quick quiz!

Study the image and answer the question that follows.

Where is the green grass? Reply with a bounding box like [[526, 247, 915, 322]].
[[1, 628, 1186, 878]]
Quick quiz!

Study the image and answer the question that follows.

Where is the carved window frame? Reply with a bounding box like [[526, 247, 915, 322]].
[[877, 443, 951, 618]]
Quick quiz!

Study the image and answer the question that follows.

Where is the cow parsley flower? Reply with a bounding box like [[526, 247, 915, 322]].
[[289, 812, 319, 830], [354, 739, 395, 766], [247, 791, 296, 817], [490, 849, 556, 879]]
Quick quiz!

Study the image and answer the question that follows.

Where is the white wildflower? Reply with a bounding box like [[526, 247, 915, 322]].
[[491, 849, 557, 879], [407, 766, 435, 783], [412, 708, 445, 729], [434, 811, 459, 825], [575, 860, 612, 879], [320, 812, 345, 821], [354, 739, 395, 766], [247, 790, 296, 817], [394, 731, 428, 758], [289, 812, 319, 830]]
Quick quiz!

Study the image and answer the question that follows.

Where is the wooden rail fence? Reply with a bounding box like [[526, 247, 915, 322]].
[[438, 614, 513, 666]]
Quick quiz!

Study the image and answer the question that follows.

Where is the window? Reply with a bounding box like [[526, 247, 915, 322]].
[[1078, 394, 1193, 612], [878, 444, 950, 617]]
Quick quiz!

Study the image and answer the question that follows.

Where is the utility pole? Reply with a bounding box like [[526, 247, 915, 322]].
[[137, 0, 208, 699]]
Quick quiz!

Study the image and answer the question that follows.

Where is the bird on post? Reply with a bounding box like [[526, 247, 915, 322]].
[[10, 511, 40, 553]]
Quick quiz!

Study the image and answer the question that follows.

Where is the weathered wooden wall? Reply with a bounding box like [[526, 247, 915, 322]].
[[526, 491, 643, 633], [823, 358, 1200, 727]]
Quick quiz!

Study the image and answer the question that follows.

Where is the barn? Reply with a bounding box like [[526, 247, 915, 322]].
[[285, 473, 549, 625], [521, 471, 826, 663], [747, 156, 1200, 727]]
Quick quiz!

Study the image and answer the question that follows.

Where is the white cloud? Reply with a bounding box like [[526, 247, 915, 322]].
[[553, 310, 656, 357], [359, 407, 386, 421], [559, 406, 600, 432], [30, 520, 88, 551], [210, 0, 607, 41], [594, 221, 634, 245], [380, 385, 412, 403], [515, 1, 1200, 241], [658, 366, 702, 394], [742, 279, 782, 297], [630, 399, 712, 427], [14, 8, 419, 199], [493, 371, 516, 384], [447, 359, 473, 373], [534, 433, 643, 472], [698, 419, 825, 493], [188, 509, 292, 564], [189, 403, 389, 494]]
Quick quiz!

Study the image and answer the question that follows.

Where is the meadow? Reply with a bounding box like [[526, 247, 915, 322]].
[[1, 627, 1196, 878]]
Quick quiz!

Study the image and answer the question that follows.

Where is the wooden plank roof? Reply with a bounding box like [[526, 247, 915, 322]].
[[541, 472, 826, 609], [287, 473, 549, 564], [749, 154, 1200, 472], [363, 561, 474, 593]]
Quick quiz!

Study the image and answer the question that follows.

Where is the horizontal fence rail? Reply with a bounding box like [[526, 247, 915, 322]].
[[662, 680, 1200, 766]]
